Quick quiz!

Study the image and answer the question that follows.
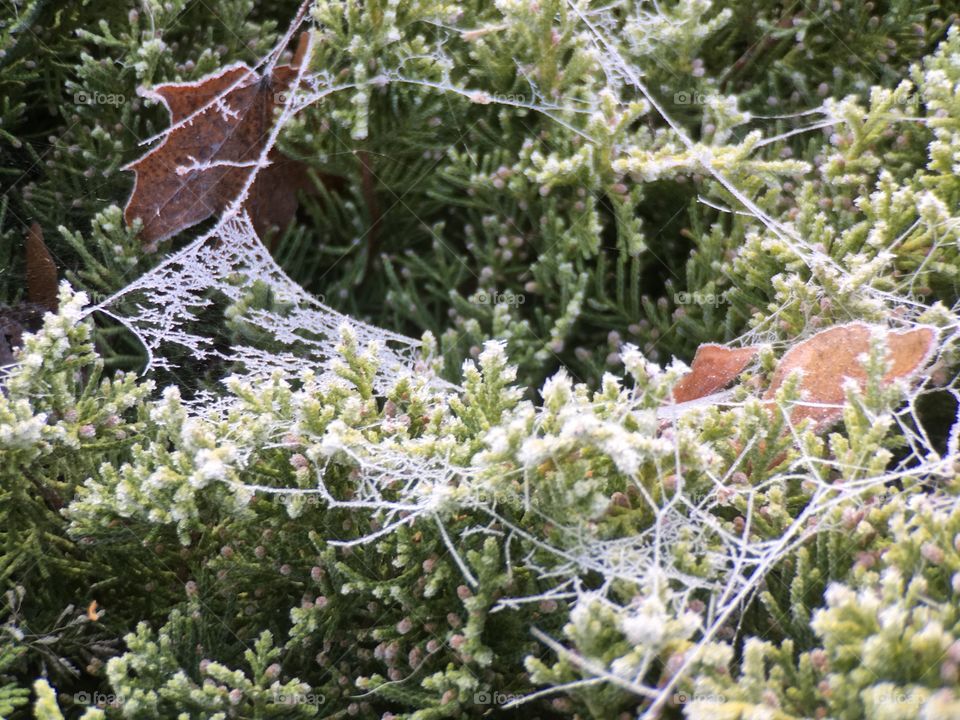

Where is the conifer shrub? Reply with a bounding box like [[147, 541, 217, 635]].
[[1, 1, 960, 719]]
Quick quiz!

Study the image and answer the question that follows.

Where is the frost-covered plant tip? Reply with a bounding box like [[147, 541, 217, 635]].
[[2, 0, 960, 719]]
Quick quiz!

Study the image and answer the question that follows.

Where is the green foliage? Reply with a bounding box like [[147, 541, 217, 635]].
[[31, 678, 103, 720], [1, 598, 30, 717], [2, 1, 960, 719], [3, 0, 953, 384], [687, 494, 960, 719], [106, 612, 319, 719]]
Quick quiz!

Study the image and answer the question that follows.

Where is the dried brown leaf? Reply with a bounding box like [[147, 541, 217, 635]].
[[123, 59, 304, 244], [672, 344, 759, 403], [763, 322, 937, 431], [25, 222, 58, 311]]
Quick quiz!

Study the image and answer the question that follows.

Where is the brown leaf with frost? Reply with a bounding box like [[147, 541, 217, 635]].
[[672, 344, 759, 403], [123, 57, 305, 244], [25, 222, 58, 311], [763, 322, 937, 431], [0, 223, 58, 365]]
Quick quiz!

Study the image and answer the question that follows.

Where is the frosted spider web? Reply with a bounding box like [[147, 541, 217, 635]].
[[88, 211, 431, 406], [71, 1, 960, 717]]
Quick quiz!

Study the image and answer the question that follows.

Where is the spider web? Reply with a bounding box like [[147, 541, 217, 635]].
[[75, 2, 960, 717], [89, 212, 429, 406]]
